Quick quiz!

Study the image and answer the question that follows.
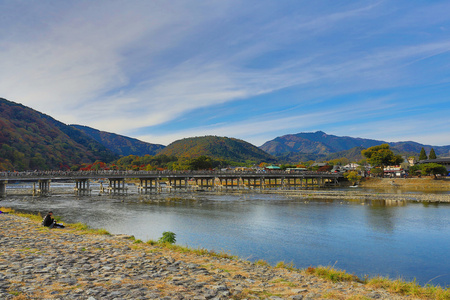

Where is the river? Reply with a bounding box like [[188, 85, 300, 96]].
[[1, 183, 449, 287]]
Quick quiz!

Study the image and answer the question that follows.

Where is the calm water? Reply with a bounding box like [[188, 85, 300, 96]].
[[2, 184, 449, 287]]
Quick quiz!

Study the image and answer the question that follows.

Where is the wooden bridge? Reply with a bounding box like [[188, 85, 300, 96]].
[[0, 170, 344, 197]]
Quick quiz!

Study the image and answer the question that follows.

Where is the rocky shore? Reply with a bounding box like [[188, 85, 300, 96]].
[[0, 213, 420, 300]]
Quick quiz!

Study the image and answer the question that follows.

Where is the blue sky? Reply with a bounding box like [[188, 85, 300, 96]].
[[1, 1, 450, 146]]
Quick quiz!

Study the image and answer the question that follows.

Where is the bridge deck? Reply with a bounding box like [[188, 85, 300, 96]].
[[0, 171, 344, 196]]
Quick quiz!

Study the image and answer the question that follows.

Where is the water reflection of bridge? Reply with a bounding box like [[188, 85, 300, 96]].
[[0, 171, 344, 197]]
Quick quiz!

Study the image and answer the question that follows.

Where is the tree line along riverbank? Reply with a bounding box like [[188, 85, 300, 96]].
[[1, 209, 449, 299]]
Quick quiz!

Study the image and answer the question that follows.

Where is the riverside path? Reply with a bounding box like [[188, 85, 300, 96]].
[[0, 170, 344, 197]]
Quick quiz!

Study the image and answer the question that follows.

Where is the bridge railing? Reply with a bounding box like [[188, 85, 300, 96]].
[[0, 169, 342, 180]]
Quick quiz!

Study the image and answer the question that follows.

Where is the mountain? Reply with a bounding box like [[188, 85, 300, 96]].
[[260, 131, 450, 162], [388, 141, 450, 156], [0, 98, 118, 170], [72, 125, 165, 157], [260, 131, 383, 156], [323, 147, 366, 162], [158, 136, 276, 163]]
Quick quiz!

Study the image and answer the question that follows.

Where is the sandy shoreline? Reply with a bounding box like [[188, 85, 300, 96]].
[[0, 213, 423, 300]]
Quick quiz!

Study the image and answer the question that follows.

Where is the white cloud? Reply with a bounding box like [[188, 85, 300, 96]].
[[1, 1, 449, 147]]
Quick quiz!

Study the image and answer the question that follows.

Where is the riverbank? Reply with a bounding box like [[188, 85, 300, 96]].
[[359, 177, 450, 191], [1, 212, 448, 300], [260, 177, 450, 203]]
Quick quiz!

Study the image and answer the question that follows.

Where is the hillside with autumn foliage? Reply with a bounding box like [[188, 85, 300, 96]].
[[0, 98, 118, 171], [71, 125, 165, 157]]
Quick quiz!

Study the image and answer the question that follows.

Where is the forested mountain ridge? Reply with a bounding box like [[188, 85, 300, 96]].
[[260, 131, 450, 161], [0, 98, 118, 170], [72, 125, 165, 157], [2, 96, 450, 171], [260, 131, 383, 155], [158, 136, 277, 164]]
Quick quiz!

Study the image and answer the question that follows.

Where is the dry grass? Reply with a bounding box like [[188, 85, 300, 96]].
[[367, 277, 450, 300], [360, 177, 450, 191], [254, 259, 271, 267], [275, 261, 297, 271], [0, 207, 14, 213]]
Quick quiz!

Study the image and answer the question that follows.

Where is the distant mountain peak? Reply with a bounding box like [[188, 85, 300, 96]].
[[260, 131, 450, 162]]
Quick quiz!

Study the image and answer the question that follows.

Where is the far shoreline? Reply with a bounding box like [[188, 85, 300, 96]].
[[265, 177, 450, 203]]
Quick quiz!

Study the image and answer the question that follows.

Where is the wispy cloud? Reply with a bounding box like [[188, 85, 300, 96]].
[[1, 1, 449, 146]]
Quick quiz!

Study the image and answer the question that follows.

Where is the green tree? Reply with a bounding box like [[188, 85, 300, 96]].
[[421, 163, 447, 179], [344, 171, 362, 185], [189, 155, 214, 170], [158, 231, 176, 244], [419, 147, 427, 160], [361, 144, 403, 175], [429, 148, 437, 159], [408, 164, 422, 176], [370, 167, 383, 177]]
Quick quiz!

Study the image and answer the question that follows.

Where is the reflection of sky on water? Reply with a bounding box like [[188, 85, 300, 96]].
[[1, 189, 450, 286]]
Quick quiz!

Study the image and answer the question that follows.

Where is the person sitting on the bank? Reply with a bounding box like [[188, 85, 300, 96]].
[[42, 211, 65, 228]]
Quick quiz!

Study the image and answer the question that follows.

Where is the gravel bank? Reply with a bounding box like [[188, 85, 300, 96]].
[[0, 213, 418, 300], [265, 189, 450, 203]]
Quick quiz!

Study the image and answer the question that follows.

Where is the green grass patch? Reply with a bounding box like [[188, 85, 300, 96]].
[[3, 208, 110, 235], [254, 259, 270, 267], [367, 276, 450, 299], [306, 266, 358, 282], [145, 238, 238, 260], [66, 222, 110, 235], [146, 239, 157, 245]]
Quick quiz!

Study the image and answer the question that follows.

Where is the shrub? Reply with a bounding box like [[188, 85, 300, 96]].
[[158, 231, 176, 244]]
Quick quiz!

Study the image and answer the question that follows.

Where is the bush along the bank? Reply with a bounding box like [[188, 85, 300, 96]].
[[158, 231, 176, 244]]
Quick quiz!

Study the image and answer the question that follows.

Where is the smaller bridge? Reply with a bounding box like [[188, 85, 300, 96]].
[[0, 170, 344, 197]]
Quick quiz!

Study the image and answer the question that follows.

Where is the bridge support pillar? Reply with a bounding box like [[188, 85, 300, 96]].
[[168, 178, 188, 192], [0, 180, 7, 198], [37, 179, 51, 196], [138, 178, 160, 194], [108, 178, 127, 195], [195, 177, 215, 191], [74, 179, 90, 195]]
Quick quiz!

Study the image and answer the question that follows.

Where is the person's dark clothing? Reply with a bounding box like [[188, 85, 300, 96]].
[[42, 214, 55, 227]]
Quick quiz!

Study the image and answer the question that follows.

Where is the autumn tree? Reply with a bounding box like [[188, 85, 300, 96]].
[[361, 144, 403, 175], [344, 171, 362, 185], [419, 147, 427, 160], [429, 148, 437, 159]]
